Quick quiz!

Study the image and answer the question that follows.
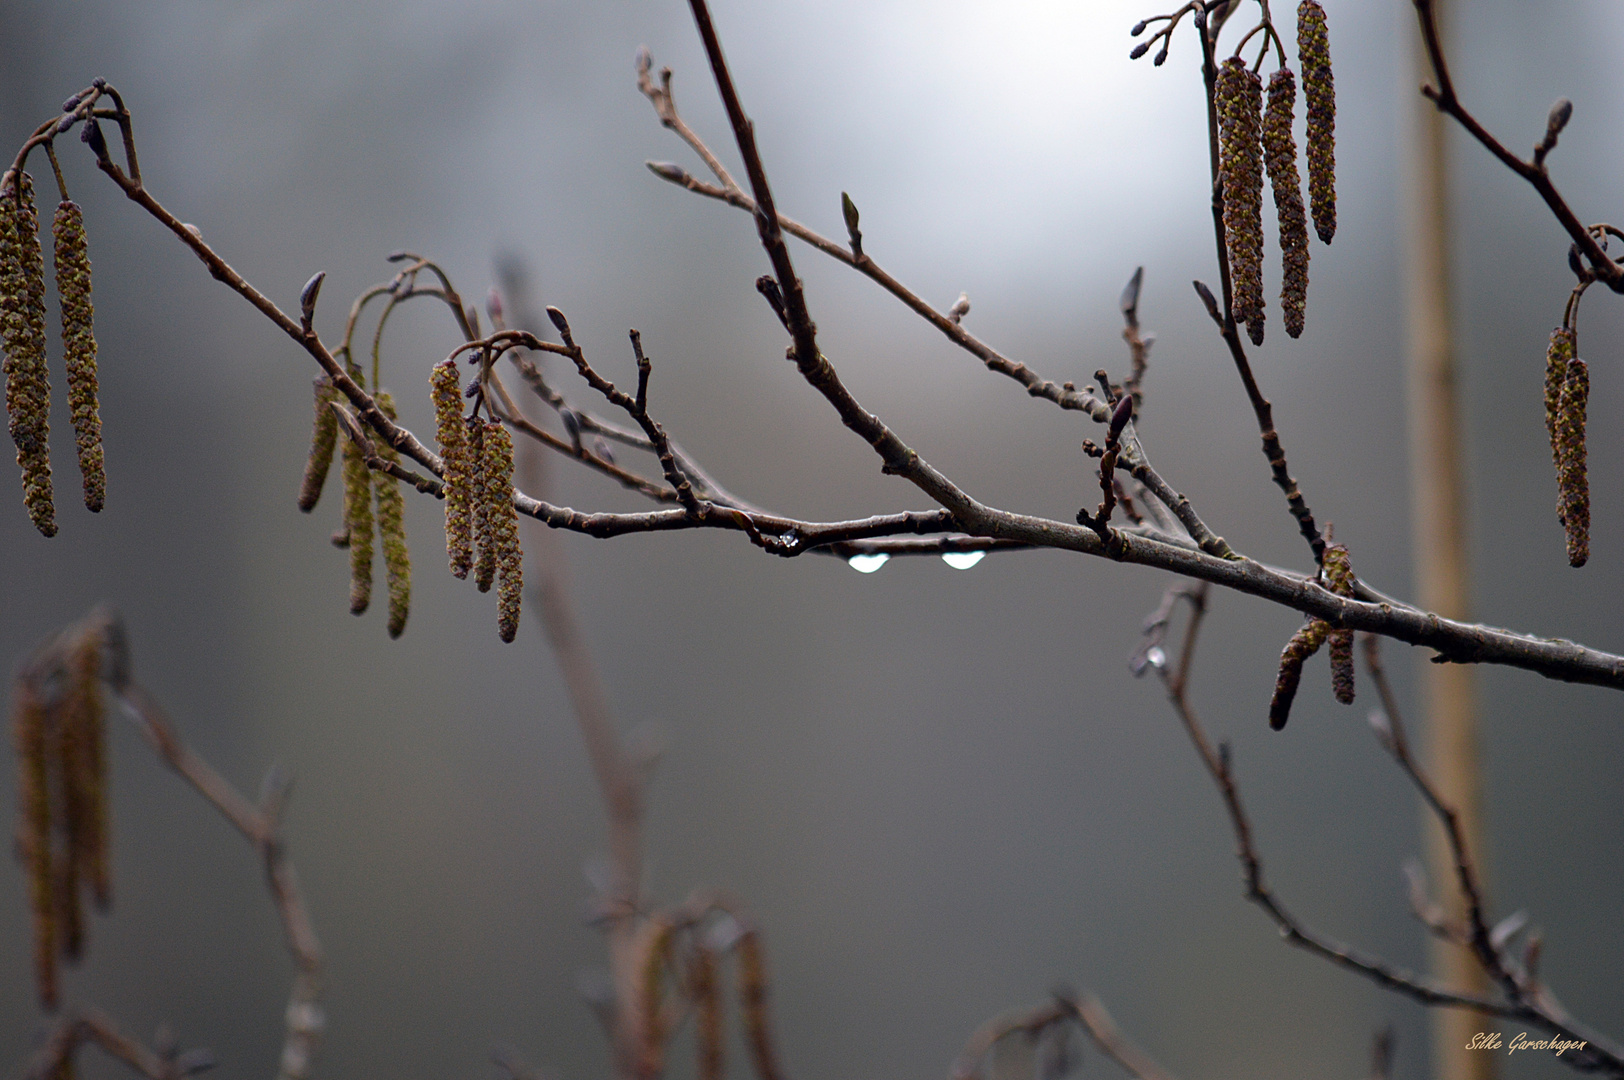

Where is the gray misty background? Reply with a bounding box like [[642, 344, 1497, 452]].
[[1, 2, 1620, 1079]]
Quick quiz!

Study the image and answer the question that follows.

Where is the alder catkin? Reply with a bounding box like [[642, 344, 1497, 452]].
[[341, 376, 373, 615], [691, 944, 724, 1080], [736, 929, 780, 1080], [1269, 618, 1329, 731], [1555, 354, 1589, 567], [1217, 57, 1266, 345], [375, 391, 411, 639], [431, 360, 473, 578], [12, 675, 57, 1009], [482, 420, 523, 642], [54, 200, 104, 513], [1321, 543, 1355, 704], [1544, 326, 1573, 476], [470, 418, 494, 594], [1264, 68, 1309, 338], [2, 172, 55, 536], [297, 377, 338, 512], [1299, 0, 1336, 244]]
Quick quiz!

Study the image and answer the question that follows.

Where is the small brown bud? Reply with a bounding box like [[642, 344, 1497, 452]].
[[1264, 69, 1310, 338], [1298, 0, 1336, 244], [1217, 58, 1266, 338], [432, 360, 473, 578], [1270, 618, 1329, 730], [53, 201, 104, 512], [646, 161, 689, 185], [375, 392, 411, 638]]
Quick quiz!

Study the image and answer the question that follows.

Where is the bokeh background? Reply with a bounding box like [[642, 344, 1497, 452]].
[[2, 2, 1621, 1079]]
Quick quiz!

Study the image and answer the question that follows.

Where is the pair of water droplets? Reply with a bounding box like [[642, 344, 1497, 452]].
[[846, 550, 985, 574]]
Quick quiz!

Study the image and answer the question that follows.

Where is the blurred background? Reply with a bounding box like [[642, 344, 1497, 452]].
[[1, 2, 1620, 1078]]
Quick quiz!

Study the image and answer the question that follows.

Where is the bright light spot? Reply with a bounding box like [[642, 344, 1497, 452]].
[[1145, 646, 1167, 670], [847, 553, 890, 574], [941, 550, 986, 571]]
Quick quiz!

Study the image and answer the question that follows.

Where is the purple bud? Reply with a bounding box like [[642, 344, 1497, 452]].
[[1130, 19, 1147, 36], [62, 93, 82, 112], [546, 306, 571, 338], [56, 115, 76, 134], [92, 77, 107, 89], [645, 161, 688, 183], [1153, 45, 1169, 66], [1108, 394, 1135, 443], [299, 271, 325, 327], [81, 118, 109, 160], [1130, 41, 1151, 60]]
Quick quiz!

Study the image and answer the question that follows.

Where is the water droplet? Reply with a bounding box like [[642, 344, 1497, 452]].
[[941, 550, 986, 571], [1145, 646, 1166, 670], [847, 553, 889, 574]]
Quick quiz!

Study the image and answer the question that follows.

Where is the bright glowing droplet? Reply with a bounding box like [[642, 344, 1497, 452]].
[[1145, 646, 1167, 670], [941, 550, 986, 571], [847, 553, 889, 574]]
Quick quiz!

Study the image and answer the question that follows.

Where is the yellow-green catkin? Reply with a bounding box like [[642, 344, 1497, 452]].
[[1321, 543, 1355, 704], [1264, 68, 1309, 339], [431, 360, 473, 578], [70, 624, 110, 912], [375, 391, 411, 638], [342, 367, 373, 615], [482, 420, 522, 642], [1269, 618, 1329, 730], [1556, 354, 1589, 567], [470, 418, 494, 593], [2, 171, 55, 537], [12, 674, 57, 1009], [1218, 58, 1266, 345], [1299, 0, 1336, 244], [297, 377, 338, 512], [54, 200, 103, 513]]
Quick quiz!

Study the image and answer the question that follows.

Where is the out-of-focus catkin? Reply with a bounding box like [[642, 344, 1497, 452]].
[[1264, 68, 1309, 338], [431, 360, 473, 578], [375, 391, 411, 638], [1299, 0, 1336, 244], [1217, 58, 1266, 345], [298, 377, 338, 512], [2, 171, 55, 536], [1555, 354, 1589, 567], [1269, 618, 1329, 731], [12, 674, 57, 1008], [341, 371, 373, 614], [482, 420, 522, 642], [737, 929, 781, 1080], [53, 200, 103, 513], [691, 944, 724, 1080], [1321, 543, 1355, 704]]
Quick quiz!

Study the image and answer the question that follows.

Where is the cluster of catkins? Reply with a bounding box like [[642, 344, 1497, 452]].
[[298, 370, 412, 638], [1544, 326, 1589, 567], [11, 620, 112, 1010], [1, 168, 104, 536], [1217, 0, 1336, 346], [432, 358, 523, 642], [1268, 541, 1355, 730]]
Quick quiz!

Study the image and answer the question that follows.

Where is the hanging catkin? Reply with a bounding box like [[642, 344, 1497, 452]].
[[1217, 58, 1266, 345], [12, 674, 57, 1008], [1321, 543, 1355, 704], [470, 418, 494, 593], [53, 200, 103, 512], [375, 391, 411, 638], [1299, 0, 1336, 244], [342, 367, 373, 614], [481, 420, 523, 642], [1269, 618, 1329, 730], [1264, 68, 1309, 338], [297, 376, 338, 512], [2, 171, 55, 536], [431, 360, 473, 578], [1555, 354, 1589, 567]]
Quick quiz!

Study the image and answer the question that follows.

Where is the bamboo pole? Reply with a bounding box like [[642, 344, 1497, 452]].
[[1402, 4, 1495, 1078]]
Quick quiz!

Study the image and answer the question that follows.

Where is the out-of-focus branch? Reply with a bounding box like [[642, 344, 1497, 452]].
[[112, 675, 323, 1080], [22, 1009, 214, 1080]]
